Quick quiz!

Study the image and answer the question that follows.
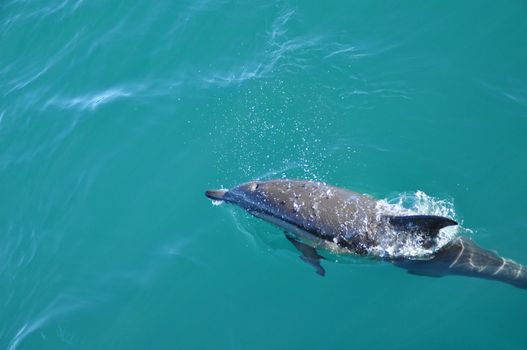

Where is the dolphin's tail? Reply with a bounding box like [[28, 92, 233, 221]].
[[395, 237, 527, 289]]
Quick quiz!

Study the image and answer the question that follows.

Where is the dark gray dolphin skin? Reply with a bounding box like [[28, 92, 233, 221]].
[[206, 179, 527, 289]]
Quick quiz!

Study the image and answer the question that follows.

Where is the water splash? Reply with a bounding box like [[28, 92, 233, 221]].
[[371, 191, 466, 259]]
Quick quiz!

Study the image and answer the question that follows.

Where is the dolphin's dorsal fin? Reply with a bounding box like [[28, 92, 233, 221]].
[[384, 215, 457, 236]]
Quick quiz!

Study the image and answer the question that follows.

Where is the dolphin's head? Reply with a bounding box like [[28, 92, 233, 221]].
[[205, 179, 319, 224], [205, 181, 271, 212]]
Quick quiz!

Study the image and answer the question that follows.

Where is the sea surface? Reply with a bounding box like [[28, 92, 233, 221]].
[[1, 1, 527, 349]]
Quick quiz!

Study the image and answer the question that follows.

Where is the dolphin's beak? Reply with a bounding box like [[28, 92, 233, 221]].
[[205, 189, 228, 201]]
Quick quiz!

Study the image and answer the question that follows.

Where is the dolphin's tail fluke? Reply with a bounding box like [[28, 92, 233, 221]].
[[395, 237, 527, 289]]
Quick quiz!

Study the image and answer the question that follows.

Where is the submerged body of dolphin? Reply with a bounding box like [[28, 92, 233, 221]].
[[206, 179, 527, 289]]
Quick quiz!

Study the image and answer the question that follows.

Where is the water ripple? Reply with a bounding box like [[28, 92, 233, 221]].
[[4, 31, 82, 96], [163, 0, 220, 38], [46, 87, 134, 111], [200, 9, 322, 87], [0, 225, 42, 278], [480, 80, 527, 108], [7, 294, 91, 350], [324, 45, 360, 59], [324, 41, 400, 60]]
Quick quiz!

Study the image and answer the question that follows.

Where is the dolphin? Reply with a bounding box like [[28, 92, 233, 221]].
[[205, 179, 527, 289]]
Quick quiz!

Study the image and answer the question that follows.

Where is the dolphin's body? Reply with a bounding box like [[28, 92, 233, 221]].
[[206, 179, 527, 289]]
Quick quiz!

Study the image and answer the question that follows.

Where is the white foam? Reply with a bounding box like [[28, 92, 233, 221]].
[[370, 191, 462, 259]]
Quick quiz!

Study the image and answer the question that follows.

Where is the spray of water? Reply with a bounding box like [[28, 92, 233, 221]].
[[371, 191, 468, 259]]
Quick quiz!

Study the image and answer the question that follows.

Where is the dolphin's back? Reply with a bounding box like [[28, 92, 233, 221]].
[[244, 180, 459, 256], [260, 180, 379, 253]]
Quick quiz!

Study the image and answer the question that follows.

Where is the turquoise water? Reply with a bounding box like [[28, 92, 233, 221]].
[[1, 1, 527, 349]]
